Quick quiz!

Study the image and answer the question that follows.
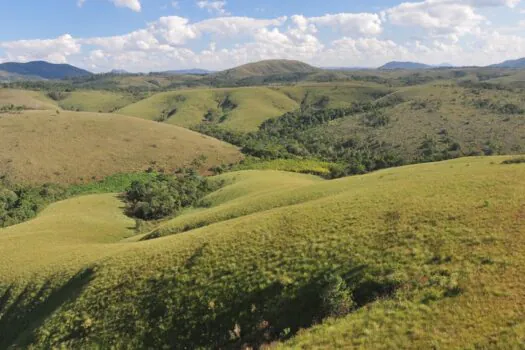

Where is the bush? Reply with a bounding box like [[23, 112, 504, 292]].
[[502, 157, 525, 164], [321, 275, 354, 318], [125, 173, 217, 220]]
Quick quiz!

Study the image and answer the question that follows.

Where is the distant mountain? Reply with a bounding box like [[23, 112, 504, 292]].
[[436, 63, 455, 68], [215, 59, 320, 80], [322, 67, 371, 71], [0, 61, 92, 80], [109, 69, 129, 75], [379, 61, 432, 70], [489, 57, 525, 68], [161, 69, 213, 75]]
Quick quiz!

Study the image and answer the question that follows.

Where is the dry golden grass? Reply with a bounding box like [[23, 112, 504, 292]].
[[0, 88, 57, 110], [0, 110, 242, 184]]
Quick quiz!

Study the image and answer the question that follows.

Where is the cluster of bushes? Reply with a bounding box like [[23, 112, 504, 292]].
[[195, 97, 405, 178], [125, 171, 218, 220], [0, 181, 67, 227], [0, 173, 158, 228], [502, 157, 525, 164], [472, 98, 524, 114], [0, 104, 26, 113], [46, 91, 70, 101]]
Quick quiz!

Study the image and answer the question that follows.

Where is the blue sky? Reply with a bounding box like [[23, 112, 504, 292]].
[[1, 0, 525, 72]]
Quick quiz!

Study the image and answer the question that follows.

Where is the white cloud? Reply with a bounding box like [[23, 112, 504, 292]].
[[196, 1, 229, 16], [308, 13, 383, 36], [0, 34, 81, 63], [194, 16, 288, 36], [78, 0, 141, 11], [111, 0, 141, 11], [2, 2, 525, 72], [171, 1, 179, 8], [460, 0, 520, 7], [386, 0, 486, 38]]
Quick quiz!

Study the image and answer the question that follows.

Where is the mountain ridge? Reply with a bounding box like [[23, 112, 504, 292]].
[[0, 61, 92, 80]]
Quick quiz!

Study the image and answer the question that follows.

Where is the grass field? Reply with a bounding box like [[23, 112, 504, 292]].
[[56, 90, 141, 113], [0, 156, 524, 348], [0, 89, 57, 110], [0, 110, 242, 184]]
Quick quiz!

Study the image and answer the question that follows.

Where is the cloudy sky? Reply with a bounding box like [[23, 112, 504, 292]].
[[0, 0, 524, 72]]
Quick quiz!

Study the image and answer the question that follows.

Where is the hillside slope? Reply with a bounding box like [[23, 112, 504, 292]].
[[0, 157, 524, 348], [0, 88, 57, 110], [117, 84, 390, 131], [0, 110, 242, 184], [321, 82, 525, 159]]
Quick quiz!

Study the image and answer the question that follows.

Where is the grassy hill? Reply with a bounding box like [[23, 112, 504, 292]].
[[53, 90, 142, 113], [0, 156, 524, 348], [215, 59, 320, 80], [320, 82, 525, 159], [0, 110, 241, 184], [0, 88, 57, 110], [117, 83, 390, 132]]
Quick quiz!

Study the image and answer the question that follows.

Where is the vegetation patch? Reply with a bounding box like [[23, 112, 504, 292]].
[[125, 171, 219, 220], [502, 157, 525, 164]]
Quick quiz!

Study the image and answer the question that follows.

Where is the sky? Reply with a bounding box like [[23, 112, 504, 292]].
[[1, 0, 525, 72]]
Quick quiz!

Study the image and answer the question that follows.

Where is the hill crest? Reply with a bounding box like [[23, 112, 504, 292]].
[[215, 59, 319, 79]]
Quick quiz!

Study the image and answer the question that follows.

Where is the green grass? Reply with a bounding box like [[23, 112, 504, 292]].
[[116, 83, 390, 132], [1, 156, 524, 348], [117, 87, 300, 132], [57, 90, 140, 113], [231, 157, 337, 176]]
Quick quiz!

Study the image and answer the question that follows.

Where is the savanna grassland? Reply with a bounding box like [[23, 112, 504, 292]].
[[0, 60, 524, 349], [0, 157, 524, 349]]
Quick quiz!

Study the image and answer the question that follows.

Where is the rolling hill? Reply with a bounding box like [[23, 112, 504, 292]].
[[215, 59, 320, 80], [0, 156, 524, 348], [320, 81, 525, 160], [0, 110, 242, 184], [52, 90, 142, 113], [0, 61, 92, 80], [117, 83, 391, 131], [0, 88, 57, 110]]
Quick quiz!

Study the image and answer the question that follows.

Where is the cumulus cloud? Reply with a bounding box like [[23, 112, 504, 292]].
[[308, 13, 383, 36], [194, 16, 287, 36], [197, 1, 229, 15], [0, 34, 81, 63], [1, 2, 524, 72], [385, 0, 485, 39]]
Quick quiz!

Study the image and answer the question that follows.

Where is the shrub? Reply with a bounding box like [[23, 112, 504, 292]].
[[320, 275, 354, 318], [125, 173, 217, 220], [502, 157, 525, 165]]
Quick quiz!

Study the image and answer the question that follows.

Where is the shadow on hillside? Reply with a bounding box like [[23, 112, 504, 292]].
[[0, 267, 94, 348], [133, 261, 400, 349]]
